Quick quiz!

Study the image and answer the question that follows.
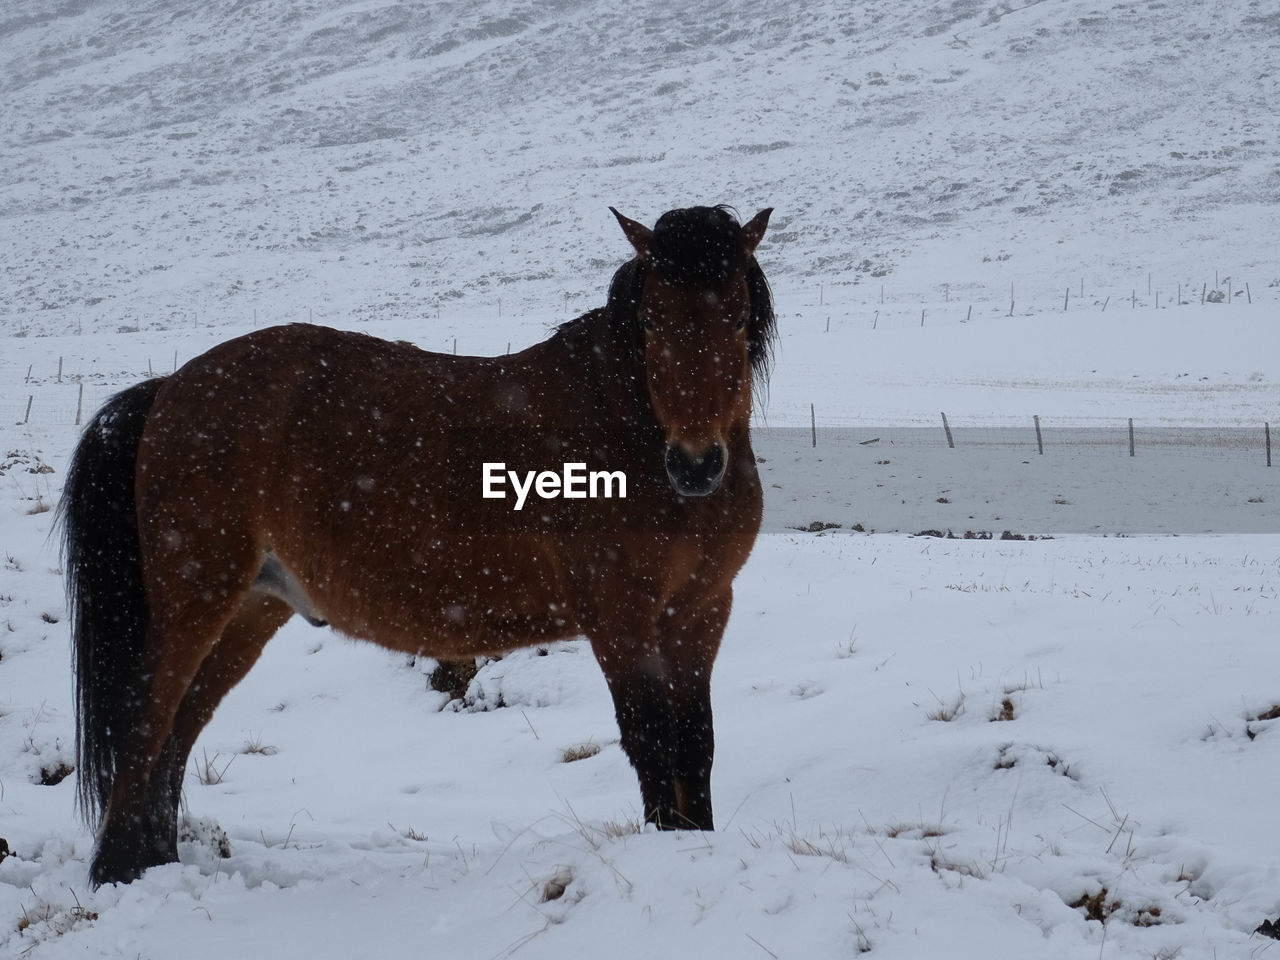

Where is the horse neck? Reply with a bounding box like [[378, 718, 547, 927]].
[[546, 308, 651, 427], [543, 309, 760, 441]]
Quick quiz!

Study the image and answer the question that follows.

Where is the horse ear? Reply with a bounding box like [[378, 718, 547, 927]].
[[610, 207, 652, 260], [742, 208, 772, 257]]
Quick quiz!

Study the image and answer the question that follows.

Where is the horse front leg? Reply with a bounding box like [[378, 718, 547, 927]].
[[664, 589, 730, 830], [592, 636, 679, 826], [591, 589, 730, 831]]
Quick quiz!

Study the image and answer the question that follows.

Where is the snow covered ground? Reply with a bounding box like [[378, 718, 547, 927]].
[[2, 504, 1278, 959], [2, 1, 1279, 957]]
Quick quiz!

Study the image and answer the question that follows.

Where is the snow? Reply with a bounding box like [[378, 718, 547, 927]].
[[2, 1, 1279, 957], [4, 529, 1278, 958]]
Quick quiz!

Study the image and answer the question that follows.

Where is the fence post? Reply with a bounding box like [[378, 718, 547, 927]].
[[941, 412, 955, 449], [1034, 415, 1043, 455], [1267, 422, 1272, 467], [1128, 418, 1135, 457], [23, 396, 32, 424], [810, 404, 817, 448], [75, 383, 84, 426]]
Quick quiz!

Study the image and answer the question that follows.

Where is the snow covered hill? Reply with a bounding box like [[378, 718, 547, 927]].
[[3, 0, 1279, 339]]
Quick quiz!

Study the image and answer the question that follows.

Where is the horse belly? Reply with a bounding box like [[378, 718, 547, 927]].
[[301, 534, 579, 657]]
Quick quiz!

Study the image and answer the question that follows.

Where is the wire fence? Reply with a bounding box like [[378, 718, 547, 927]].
[[3, 368, 1274, 470], [754, 421, 1275, 466]]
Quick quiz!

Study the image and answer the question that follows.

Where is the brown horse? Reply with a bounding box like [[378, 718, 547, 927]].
[[60, 204, 774, 887]]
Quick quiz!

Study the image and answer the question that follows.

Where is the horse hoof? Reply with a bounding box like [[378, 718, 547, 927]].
[[90, 836, 178, 888], [90, 857, 146, 888]]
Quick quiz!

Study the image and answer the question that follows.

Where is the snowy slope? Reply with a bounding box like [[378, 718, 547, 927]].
[[3, 0, 1279, 339]]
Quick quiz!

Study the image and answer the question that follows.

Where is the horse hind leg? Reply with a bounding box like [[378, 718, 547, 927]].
[[170, 593, 293, 763], [91, 610, 229, 884], [165, 594, 293, 835], [91, 587, 291, 885], [90, 534, 280, 885]]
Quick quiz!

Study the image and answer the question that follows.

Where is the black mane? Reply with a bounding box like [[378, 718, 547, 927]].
[[558, 205, 776, 387]]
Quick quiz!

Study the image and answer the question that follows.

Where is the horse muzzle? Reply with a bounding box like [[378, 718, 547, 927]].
[[664, 442, 726, 497]]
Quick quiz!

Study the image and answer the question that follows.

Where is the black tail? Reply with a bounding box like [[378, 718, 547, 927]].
[[58, 378, 164, 826]]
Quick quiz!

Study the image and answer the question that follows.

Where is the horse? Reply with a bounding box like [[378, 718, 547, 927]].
[[59, 204, 775, 887]]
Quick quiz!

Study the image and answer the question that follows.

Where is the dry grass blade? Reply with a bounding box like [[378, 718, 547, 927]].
[[241, 732, 278, 755], [194, 749, 234, 786], [561, 742, 601, 763], [926, 688, 966, 722]]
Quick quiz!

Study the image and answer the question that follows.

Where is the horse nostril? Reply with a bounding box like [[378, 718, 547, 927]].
[[664, 443, 726, 497]]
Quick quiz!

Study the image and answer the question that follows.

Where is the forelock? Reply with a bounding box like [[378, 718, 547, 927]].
[[648, 206, 748, 288]]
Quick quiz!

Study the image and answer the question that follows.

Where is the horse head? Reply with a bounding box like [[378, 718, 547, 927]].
[[610, 205, 774, 497]]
